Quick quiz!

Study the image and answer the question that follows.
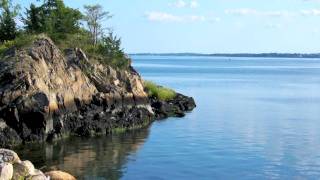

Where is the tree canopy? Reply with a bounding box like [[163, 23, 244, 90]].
[[84, 4, 112, 46], [0, 0, 20, 42], [23, 0, 82, 39], [0, 0, 129, 69]]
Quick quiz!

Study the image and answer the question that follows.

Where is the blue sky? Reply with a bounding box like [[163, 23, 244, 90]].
[[16, 0, 320, 53]]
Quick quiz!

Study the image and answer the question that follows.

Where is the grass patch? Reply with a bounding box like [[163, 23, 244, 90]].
[[0, 34, 37, 55], [144, 81, 176, 101]]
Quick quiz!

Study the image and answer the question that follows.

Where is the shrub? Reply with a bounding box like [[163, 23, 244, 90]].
[[96, 32, 130, 69], [54, 31, 130, 70], [144, 81, 176, 101], [55, 31, 92, 50], [0, 33, 37, 55]]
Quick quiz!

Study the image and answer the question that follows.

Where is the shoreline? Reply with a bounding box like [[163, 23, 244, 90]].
[[0, 36, 196, 148]]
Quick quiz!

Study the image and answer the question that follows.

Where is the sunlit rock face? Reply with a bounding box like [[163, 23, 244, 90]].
[[0, 36, 195, 147], [0, 37, 153, 145]]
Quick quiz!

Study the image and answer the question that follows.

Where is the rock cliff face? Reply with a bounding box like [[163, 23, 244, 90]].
[[0, 37, 195, 147]]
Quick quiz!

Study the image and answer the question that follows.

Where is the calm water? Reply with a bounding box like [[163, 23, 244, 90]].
[[16, 56, 320, 179]]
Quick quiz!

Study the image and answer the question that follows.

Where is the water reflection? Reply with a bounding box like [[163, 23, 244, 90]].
[[11, 56, 320, 179], [14, 127, 150, 179]]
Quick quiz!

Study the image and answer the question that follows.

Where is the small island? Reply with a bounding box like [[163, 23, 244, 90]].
[[0, 0, 195, 179]]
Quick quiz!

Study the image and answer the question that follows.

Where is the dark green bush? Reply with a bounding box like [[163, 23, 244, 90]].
[[96, 32, 130, 69]]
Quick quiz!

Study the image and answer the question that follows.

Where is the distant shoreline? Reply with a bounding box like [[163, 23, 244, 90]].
[[130, 53, 320, 59]]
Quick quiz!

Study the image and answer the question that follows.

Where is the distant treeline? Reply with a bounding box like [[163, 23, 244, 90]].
[[131, 53, 320, 58]]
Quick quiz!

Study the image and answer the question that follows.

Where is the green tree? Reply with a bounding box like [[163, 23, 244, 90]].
[[100, 32, 122, 56], [23, 3, 44, 33], [23, 0, 82, 40], [98, 32, 129, 69], [84, 4, 111, 45], [0, 0, 20, 42]]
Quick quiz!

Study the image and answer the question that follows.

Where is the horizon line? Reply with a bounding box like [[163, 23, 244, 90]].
[[129, 52, 320, 55], [128, 52, 320, 58]]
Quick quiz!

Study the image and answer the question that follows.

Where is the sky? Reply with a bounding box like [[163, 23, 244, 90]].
[[16, 0, 320, 53]]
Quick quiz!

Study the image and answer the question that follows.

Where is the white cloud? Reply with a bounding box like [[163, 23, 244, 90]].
[[190, 0, 199, 8], [225, 8, 292, 17], [263, 11, 291, 17], [145, 11, 219, 23], [225, 8, 320, 18], [169, 0, 199, 9], [301, 9, 320, 16], [189, 15, 206, 22], [303, 0, 320, 2], [211, 17, 221, 22], [145, 12, 183, 22], [170, 0, 187, 8], [265, 23, 282, 29], [225, 8, 257, 16], [312, 28, 320, 34]]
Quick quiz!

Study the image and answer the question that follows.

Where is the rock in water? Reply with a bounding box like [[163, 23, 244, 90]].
[[0, 162, 13, 180], [0, 149, 20, 164], [0, 149, 50, 180], [0, 36, 152, 145], [13, 160, 44, 178], [0, 36, 196, 147], [45, 171, 76, 180], [29, 170, 49, 180], [150, 93, 196, 119]]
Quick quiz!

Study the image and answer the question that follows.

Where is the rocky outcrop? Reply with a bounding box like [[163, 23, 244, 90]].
[[0, 36, 196, 147], [150, 93, 196, 119], [0, 148, 75, 180]]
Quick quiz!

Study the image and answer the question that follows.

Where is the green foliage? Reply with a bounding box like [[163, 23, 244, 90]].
[[1, 1, 130, 70], [53, 31, 129, 69], [96, 32, 130, 69], [55, 30, 92, 50], [144, 81, 176, 101], [23, 0, 82, 40], [24, 3, 44, 33], [0, 0, 20, 42], [83, 4, 111, 45], [0, 33, 37, 55], [58, 31, 131, 69]]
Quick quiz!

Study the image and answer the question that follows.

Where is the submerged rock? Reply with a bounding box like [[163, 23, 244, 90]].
[[45, 171, 76, 180], [13, 161, 48, 180], [0, 36, 196, 147]]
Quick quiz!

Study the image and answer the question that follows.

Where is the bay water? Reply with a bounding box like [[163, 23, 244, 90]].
[[16, 56, 320, 179]]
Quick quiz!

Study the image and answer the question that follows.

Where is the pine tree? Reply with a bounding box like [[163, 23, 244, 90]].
[[24, 3, 44, 33], [0, 0, 19, 42], [23, 0, 82, 39]]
